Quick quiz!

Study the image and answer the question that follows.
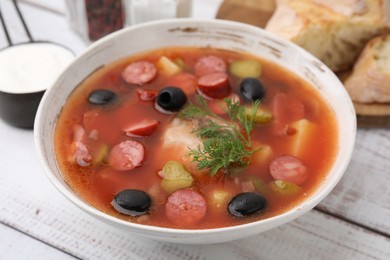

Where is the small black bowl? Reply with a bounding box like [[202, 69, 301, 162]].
[[0, 41, 74, 129], [0, 90, 45, 129]]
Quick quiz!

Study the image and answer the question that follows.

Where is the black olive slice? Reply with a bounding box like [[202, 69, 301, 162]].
[[239, 78, 265, 102], [88, 89, 116, 105], [155, 86, 187, 113], [228, 192, 267, 218], [111, 189, 152, 216]]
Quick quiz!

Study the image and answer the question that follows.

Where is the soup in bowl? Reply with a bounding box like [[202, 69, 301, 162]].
[[34, 19, 356, 244]]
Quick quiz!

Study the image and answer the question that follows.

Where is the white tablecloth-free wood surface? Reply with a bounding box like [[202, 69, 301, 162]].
[[0, 0, 389, 259]]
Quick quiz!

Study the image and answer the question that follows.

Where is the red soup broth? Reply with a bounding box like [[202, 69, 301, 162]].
[[55, 47, 338, 229]]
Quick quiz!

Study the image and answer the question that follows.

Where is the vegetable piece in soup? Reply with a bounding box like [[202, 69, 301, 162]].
[[55, 47, 338, 229]]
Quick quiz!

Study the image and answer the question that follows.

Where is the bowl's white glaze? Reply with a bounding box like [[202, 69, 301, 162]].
[[34, 19, 356, 244]]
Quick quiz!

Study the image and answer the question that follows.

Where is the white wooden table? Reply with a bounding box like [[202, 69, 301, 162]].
[[0, 0, 389, 259]]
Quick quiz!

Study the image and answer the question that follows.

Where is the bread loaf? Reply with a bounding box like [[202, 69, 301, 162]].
[[265, 0, 390, 72], [344, 34, 390, 103]]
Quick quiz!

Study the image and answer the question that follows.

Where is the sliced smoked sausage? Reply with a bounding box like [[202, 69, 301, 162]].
[[72, 125, 92, 167], [122, 61, 157, 85], [108, 140, 145, 171], [269, 155, 308, 185], [124, 119, 160, 137], [136, 88, 158, 101], [197, 72, 230, 99], [194, 55, 227, 77], [165, 189, 207, 226]]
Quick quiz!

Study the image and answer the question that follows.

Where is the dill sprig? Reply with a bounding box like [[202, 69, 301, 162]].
[[178, 96, 260, 176]]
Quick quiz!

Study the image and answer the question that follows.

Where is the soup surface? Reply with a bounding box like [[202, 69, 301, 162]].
[[55, 47, 338, 229]]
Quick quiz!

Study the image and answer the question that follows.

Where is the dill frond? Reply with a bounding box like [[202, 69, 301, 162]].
[[179, 96, 261, 176]]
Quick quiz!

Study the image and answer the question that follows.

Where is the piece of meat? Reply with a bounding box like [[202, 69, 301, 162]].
[[122, 61, 157, 85], [271, 93, 305, 135], [165, 72, 197, 96], [197, 72, 230, 99], [72, 125, 92, 167], [269, 155, 308, 185], [165, 189, 207, 226], [161, 118, 202, 154], [136, 88, 158, 101], [194, 55, 227, 77], [124, 119, 160, 137], [108, 140, 145, 171]]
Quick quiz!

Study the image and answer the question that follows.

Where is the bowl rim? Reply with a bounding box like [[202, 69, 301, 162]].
[[34, 18, 356, 236]]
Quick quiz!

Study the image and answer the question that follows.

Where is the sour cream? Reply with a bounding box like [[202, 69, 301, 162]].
[[0, 42, 74, 94]]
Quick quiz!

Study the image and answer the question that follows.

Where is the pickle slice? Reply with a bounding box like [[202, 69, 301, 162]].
[[245, 107, 272, 123], [160, 161, 193, 193], [270, 180, 302, 195]]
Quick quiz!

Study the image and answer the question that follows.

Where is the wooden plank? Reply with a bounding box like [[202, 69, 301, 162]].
[[0, 223, 76, 260], [318, 128, 390, 236], [216, 0, 276, 28]]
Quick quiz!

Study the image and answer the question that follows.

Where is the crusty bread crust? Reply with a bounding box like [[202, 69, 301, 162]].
[[344, 34, 390, 103], [266, 0, 390, 72]]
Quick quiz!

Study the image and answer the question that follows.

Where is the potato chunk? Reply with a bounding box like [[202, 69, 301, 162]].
[[289, 119, 317, 157]]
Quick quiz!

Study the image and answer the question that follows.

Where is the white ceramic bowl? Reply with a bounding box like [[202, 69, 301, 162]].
[[34, 19, 356, 244]]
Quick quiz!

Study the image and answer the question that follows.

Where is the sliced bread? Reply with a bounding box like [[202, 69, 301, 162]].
[[344, 34, 390, 103], [265, 0, 390, 72]]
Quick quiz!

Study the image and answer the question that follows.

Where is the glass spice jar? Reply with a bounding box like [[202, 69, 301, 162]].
[[65, 0, 125, 42], [123, 0, 192, 26], [65, 0, 191, 42]]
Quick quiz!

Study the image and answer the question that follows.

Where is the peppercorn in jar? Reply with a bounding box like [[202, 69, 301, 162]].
[[65, 0, 124, 42], [65, 0, 192, 42]]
